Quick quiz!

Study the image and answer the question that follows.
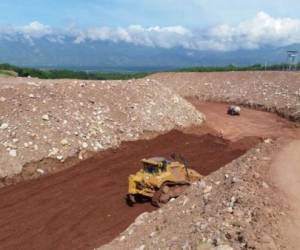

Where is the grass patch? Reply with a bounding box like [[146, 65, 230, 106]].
[[0, 69, 18, 77]]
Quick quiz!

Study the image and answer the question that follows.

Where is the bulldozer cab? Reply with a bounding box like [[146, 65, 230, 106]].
[[142, 157, 168, 174]]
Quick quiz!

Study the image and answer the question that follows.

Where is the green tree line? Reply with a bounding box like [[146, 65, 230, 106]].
[[0, 63, 299, 80], [175, 63, 299, 72], [0, 64, 149, 80]]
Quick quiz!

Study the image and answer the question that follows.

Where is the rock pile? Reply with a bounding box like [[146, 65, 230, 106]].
[[150, 71, 300, 122], [100, 140, 285, 250], [0, 77, 205, 178]]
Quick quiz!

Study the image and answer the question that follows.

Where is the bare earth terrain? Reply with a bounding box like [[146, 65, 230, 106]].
[[150, 71, 300, 121], [0, 77, 203, 180], [270, 140, 300, 250], [0, 130, 258, 250], [189, 101, 300, 141], [0, 71, 300, 250]]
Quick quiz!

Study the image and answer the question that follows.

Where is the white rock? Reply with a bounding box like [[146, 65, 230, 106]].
[[182, 196, 189, 206], [203, 185, 212, 194], [42, 114, 49, 121], [227, 207, 233, 213], [60, 139, 69, 146], [264, 138, 272, 144], [37, 168, 45, 174], [262, 182, 269, 188], [0, 96, 6, 102], [48, 147, 59, 156], [82, 142, 88, 149], [57, 155, 64, 161], [27, 81, 39, 87], [197, 180, 207, 189], [215, 245, 233, 250], [0, 123, 8, 130], [119, 235, 126, 242], [134, 245, 145, 250], [9, 149, 17, 157], [150, 232, 156, 238]]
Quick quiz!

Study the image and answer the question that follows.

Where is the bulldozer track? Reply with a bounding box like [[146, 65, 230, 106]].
[[151, 181, 189, 207], [0, 129, 258, 250]]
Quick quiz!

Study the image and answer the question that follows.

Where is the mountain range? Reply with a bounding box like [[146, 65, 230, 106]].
[[0, 35, 298, 72]]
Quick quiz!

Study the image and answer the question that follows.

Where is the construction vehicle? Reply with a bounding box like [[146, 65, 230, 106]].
[[227, 105, 241, 116], [127, 154, 202, 207]]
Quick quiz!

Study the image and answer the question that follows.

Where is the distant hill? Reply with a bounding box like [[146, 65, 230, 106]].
[[0, 35, 299, 71]]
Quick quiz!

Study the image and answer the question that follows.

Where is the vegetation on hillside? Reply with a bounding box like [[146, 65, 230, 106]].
[[175, 63, 299, 72], [0, 63, 299, 80], [0, 64, 149, 80], [0, 69, 18, 77]]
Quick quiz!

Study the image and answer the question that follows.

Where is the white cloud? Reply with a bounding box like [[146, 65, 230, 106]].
[[74, 25, 191, 49], [208, 12, 300, 50], [1, 12, 300, 51], [19, 21, 53, 37]]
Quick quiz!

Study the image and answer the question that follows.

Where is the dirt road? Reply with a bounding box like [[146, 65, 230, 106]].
[[271, 140, 300, 250], [0, 130, 257, 250], [189, 100, 300, 250], [190, 100, 300, 141]]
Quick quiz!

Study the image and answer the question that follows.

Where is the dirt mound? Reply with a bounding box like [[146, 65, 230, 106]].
[[271, 140, 300, 250], [0, 130, 258, 250], [100, 97, 300, 250], [0, 77, 204, 179], [101, 140, 285, 250], [150, 71, 300, 121], [2, 71, 300, 250]]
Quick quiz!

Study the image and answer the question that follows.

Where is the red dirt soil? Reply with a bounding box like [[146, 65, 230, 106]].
[[190, 100, 300, 141], [0, 130, 259, 250]]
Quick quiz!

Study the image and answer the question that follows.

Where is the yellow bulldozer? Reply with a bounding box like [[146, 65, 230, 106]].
[[127, 154, 202, 207]]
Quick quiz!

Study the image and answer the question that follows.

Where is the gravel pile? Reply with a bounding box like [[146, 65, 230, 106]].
[[150, 71, 300, 121], [100, 139, 285, 250], [0, 77, 204, 178]]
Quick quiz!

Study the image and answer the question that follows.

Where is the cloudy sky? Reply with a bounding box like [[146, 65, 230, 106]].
[[0, 0, 300, 51]]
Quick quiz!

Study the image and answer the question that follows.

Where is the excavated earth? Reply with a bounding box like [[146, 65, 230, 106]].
[[0, 129, 259, 250], [0, 76, 204, 179], [1, 101, 300, 250], [0, 72, 300, 250]]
